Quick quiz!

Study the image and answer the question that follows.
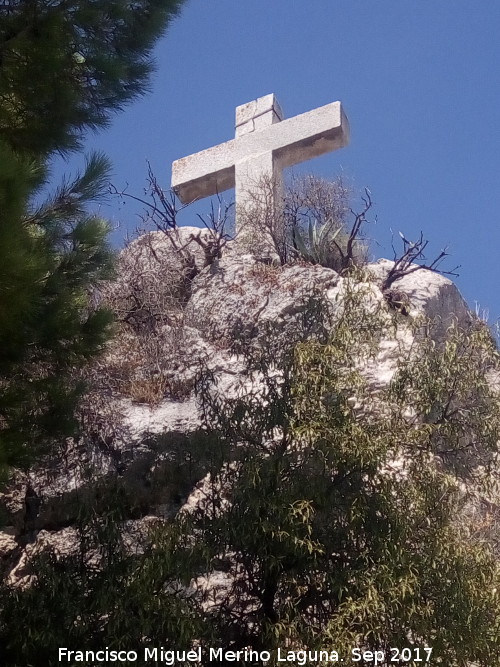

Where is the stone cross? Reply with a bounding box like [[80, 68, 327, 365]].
[[171, 94, 350, 234]]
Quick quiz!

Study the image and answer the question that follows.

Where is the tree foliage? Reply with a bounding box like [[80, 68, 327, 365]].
[[0, 154, 115, 471], [0, 0, 185, 475], [0, 0, 184, 155], [178, 292, 500, 664]]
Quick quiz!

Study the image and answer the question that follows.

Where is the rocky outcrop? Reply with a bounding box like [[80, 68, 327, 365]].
[[367, 258, 471, 337], [0, 230, 475, 582]]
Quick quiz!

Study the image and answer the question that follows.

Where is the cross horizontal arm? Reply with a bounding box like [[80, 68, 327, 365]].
[[172, 100, 349, 205], [256, 101, 349, 169], [172, 138, 237, 203]]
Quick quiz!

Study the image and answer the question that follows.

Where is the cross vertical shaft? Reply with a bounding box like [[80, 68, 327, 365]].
[[233, 96, 286, 247]]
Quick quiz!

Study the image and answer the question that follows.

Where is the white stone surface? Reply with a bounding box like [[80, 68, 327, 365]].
[[1, 229, 479, 583], [235, 93, 283, 137], [121, 395, 200, 437], [171, 94, 350, 232], [188, 252, 343, 343], [367, 259, 471, 337], [0, 531, 18, 559]]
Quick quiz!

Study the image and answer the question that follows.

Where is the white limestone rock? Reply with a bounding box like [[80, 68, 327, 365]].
[[0, 226, 479, 583], [105, 227, 217, 328], [0, 529, 18, 562], [121, 226, 214, 275], [121, 394, 200, 438], [188, 252, 343, 343], [367, 259, 471, 337]]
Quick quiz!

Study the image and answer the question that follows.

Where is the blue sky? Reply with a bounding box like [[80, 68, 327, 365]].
[[51, 0, 500, 316]]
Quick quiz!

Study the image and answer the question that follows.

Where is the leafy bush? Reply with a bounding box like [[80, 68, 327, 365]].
[[3, 288, 500, 665]]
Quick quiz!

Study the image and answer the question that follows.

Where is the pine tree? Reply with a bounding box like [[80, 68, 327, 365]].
[[0, 0, 184, 155], [0, 0, 185, 475], [0, 151, 115, 472]]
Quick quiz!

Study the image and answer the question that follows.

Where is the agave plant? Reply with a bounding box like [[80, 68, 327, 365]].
[[292, 218, 342, 266]]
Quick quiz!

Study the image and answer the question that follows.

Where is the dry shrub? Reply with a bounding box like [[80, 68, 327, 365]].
[[235, 173, 370, 270], [102, 229, 210, 330], [237, 173, 287, 260], [98, 322, 197, 405], [96, 228, 216, 405], [285, 174, 370, 272], [247, 261, 283, 288], [127, 376, 168, 405]]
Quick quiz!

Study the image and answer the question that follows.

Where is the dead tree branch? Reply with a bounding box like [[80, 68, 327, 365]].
[[335, 188, 374, 273], [382, 231, 460, 291], [110, 162, 232, 273]]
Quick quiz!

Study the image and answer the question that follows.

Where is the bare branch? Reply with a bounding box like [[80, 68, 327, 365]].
[[383, 231, 460, 291]]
